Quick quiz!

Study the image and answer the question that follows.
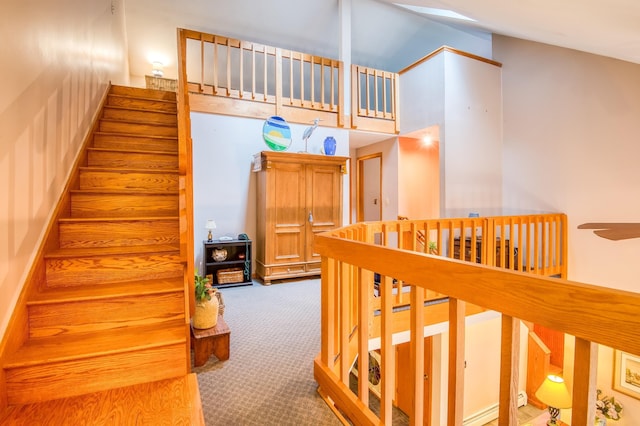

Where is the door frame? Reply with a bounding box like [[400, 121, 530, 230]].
[[356, 153, 382, 222]]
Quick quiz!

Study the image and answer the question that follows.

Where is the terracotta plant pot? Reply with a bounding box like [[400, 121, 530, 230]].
[[193, 293, 219, 329]]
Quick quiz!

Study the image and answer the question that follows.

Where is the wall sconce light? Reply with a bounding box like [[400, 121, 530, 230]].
[[205, 220, 217, 242], [152, 61, 164, 77], [535, 374, 572, 425]]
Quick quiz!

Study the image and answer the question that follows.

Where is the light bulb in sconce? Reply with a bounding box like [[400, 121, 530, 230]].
[[152, 61, 164, 77], [205, 220, 217, 242]]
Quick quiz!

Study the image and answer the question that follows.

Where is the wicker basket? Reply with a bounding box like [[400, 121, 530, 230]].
[[217, 268, 243, 284]]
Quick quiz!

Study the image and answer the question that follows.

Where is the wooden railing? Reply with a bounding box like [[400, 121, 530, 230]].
[[351, 65, 399, 134], [177, 28, 398, 133], [177, 31, 196, 316], [313, 214, 640, 425]]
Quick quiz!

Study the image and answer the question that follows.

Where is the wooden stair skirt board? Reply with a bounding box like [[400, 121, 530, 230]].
[[0, 84, 191, 412], [0, 374, 204, 425]]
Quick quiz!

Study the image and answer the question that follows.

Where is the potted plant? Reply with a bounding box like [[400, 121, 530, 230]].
[[193, 274, 219, 329], [595, 389, 623, 425]]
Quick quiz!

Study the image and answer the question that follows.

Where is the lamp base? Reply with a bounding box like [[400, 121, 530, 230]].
[[207, 230, 213, 242], [546, 406, 560, 425]]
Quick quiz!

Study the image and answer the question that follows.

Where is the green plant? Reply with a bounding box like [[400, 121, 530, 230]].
[[427, 241, 438, 255], [596, 389, 623, 420], [195, 274, 213, 302]]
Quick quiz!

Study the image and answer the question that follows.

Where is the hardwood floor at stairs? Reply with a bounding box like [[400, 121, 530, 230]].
[[1, 85, 197, 421]]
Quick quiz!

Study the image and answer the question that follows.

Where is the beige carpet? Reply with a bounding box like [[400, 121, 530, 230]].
[[192, 278, 542, 425], [192, 279, 342, 426]]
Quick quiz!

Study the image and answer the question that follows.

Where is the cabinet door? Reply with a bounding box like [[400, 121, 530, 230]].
[[267, 161, 306, 265], [306, 163, 343, 262]]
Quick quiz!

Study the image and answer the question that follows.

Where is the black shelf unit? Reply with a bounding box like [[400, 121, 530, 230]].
[[203, 239, 252, 288]]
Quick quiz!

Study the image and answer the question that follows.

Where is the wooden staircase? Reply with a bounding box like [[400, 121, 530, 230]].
[[1, 85, 201, 423]]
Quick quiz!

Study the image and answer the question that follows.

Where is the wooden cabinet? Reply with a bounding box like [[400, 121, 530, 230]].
[[254, 151, 347, 284], [203, 239, 252, 288]]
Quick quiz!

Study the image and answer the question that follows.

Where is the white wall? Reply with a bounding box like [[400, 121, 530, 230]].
[[400, 50, 503, 219], [494, 35, 640, 425], [442, 52, 503, 218], [190, 113, 350, 273], [0, 0, 129, 336]]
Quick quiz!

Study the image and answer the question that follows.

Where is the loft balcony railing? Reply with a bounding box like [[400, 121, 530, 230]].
[[177, 29, 399, 133], [351, 65, 399, 134], [313, 214, 640, 425]]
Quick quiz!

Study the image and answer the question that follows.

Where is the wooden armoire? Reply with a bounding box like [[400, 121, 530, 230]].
[[254, 151, 347, 284]]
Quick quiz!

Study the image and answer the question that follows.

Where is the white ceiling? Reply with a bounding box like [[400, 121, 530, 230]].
[[383, 0, 640, 65], [124, 0, 640, 147]]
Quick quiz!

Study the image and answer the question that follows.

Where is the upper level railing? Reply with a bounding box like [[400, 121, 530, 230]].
[[177, 29, 399, 133], [313, 213, 640, 425]]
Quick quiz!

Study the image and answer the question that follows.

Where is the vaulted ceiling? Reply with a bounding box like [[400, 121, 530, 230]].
[[124, 0, 640, 84]]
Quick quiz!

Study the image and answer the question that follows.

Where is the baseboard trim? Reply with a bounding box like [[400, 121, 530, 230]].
[[463, 391, 528, 426]]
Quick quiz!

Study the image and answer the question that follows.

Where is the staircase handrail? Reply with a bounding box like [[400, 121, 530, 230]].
[[314, 213, 640, 425]]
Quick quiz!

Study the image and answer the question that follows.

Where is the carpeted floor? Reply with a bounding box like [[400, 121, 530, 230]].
[[192, 278, 542, 425], [192, 279, 342, 426]]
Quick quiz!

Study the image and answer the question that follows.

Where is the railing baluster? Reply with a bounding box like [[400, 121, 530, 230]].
[[498, 314, 520, 425], [374, 69, 379, 117], [365, 68, 371, 116], [263, 47, 267, 101], [213, 37, 219, 95], [310, 55, 315, 108], [299, 54, 305, 104], [358, 267, 371, 408], [410, 284, 425, 425], [239, 41, 244, 98], [340, 260, 351, 385], [289, 51, 294, 105], [448, 297, 465, 425], [251, 45, 256, 99], [320, 58, 325, 108], [225, 37, 231, 96], [572, 337, 598, 425], [199, 34, 205, 93], [381, 275, 395, 425]]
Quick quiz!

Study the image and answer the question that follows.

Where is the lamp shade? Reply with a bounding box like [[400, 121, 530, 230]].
[[535, 375, 572, 409], [205, 220, 217, 230]]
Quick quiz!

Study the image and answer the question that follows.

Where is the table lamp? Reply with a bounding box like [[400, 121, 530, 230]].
[[205, 220, 217, 242], [535, 374, 572, 425]]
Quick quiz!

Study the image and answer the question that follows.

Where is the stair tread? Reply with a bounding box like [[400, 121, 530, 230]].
[[58, 216, 179, 223], [70, 188, 178, 195], [108, 91, 177, 104], [87, 147, 179, 156], [80, 166, 179, 173], [5, 319, 186, 368], [45, 244, 180, 259], [28, 277, 184, 305], [0, 374, 203, 425], [94, 131, 178, 141], [100, 118, 176, 128], [103, 105, 176, 116]]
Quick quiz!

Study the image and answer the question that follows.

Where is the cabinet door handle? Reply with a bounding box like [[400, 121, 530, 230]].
[[308, 211, 314, 223]]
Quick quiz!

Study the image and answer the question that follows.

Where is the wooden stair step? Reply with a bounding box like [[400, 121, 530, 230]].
[[45, 243, 180, 258], [102, 105, 177, 125], [70, 190, 179, 218], [0, 374, 204, 425], [93, 132, 178, 153], [44, 245, 184, 287], [99, 119, 177, 138], [3, 320, 188, 405], [59, 216, 180, 248], [5, 320, 185, 365], [29, 276, 184, 304], [87, 147, 178, 170], [27, 277, 185, 338], [110, 85, 177, 102], [79, 167, 179, 192], [106, 93, 178, 113]]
